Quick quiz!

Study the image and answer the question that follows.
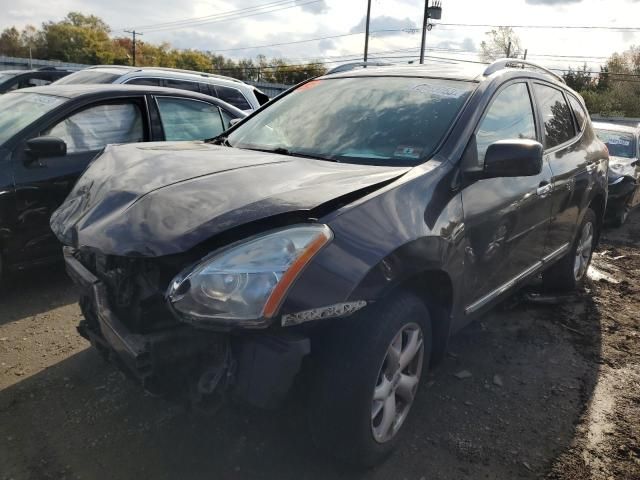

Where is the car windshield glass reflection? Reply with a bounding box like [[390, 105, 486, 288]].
[[0, 72, 18, 85], [595, 129, 637, 158], [227, 77, 475, 166], [0, 92, 66, 144]]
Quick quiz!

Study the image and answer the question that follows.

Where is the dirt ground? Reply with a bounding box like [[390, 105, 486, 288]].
[[1, 213, 639, 480]]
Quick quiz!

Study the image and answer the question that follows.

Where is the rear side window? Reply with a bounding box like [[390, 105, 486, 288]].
[[533, 84, 575, 149], [164, 79, 200, 93], [214, 85, 252, 110], [46, 103, 145, 154], [474, 82, 537, 166], [568, 95, 587, 132], [21, 75, 53, 88], [156, 97, 225, 141], [127, 77, 162, 87]]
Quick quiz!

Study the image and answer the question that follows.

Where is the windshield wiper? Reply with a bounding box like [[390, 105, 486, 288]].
[[243, 146, 340, 163], [208, 135, 231, 146]]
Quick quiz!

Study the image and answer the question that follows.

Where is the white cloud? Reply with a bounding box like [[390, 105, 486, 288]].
[[0, 0, 638, 71]]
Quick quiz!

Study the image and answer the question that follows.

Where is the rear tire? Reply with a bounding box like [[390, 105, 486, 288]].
[[543, 208, 597, 291], [309, 292, 432, 467]]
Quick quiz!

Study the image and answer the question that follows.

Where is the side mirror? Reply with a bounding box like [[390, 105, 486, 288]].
[[25, 136, 67, 162], [229, 118, 241, 127], [483, 140, 543, 178]]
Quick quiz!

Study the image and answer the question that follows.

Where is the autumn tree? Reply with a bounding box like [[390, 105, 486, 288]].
[[0, 12, 327, 84]]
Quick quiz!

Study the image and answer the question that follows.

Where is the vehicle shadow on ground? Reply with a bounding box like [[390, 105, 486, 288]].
[[0, 286, 603, 480], [0, 264, 77, 327]]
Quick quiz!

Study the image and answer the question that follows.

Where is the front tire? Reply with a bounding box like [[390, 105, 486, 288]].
[[543, 208, 597, 291], [309, 292, 432, 467]]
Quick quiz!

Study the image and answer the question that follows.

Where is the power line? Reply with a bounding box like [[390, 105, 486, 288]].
[[436, 22, 640, 31], [122, 0, 297, 31], [130, 0, 324, 33], [212, 30, 413, 53]]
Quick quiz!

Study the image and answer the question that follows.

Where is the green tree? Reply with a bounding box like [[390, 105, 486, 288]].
[[563, 64, 594, 92], [0, 27, 23, 56], [39, 12, 114, 63]]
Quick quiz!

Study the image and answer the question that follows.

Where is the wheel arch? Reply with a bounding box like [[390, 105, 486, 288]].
[[391, 269, 454, 365], [349, 237, 459, 366]]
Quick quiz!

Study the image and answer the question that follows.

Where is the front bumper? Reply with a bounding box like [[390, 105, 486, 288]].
[[606, 176, 638, 213], [64, 248, 310, 408]]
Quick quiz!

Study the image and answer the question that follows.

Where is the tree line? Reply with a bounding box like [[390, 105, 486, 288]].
[[0, 12, 327, 84]]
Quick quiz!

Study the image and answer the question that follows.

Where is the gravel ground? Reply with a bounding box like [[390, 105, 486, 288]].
[[1, 213, 639, 480]]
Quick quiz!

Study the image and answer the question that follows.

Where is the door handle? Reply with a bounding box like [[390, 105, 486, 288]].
[[537, 182, 553, 197]]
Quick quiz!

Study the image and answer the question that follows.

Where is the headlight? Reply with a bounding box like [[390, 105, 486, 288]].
[[609, 162, 635, 177], [167, 224, 333, 325]]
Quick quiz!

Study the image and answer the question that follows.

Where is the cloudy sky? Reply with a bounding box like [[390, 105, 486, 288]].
[[2, 0, 640, 71]]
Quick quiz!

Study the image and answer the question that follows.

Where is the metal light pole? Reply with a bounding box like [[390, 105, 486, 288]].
[[364, 0, 372, 62], [419, 1, 442, 65]]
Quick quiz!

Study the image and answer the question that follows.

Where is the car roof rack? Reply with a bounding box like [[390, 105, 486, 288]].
[[326, 61, 393, 75], [483, 58, 566, 84]]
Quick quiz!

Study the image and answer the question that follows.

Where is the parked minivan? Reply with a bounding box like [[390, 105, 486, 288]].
[[54, 65, 269, 112]]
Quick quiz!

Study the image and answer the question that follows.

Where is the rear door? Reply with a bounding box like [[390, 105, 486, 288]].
[[462, 81, 554, 315], [11, 97, 149, 261], [532, 83, 594, 260], [154, 96, 227, 141]]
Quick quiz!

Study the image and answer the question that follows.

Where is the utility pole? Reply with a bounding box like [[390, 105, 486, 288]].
[[506, 40, 512, 58], [124, 30, 143, 66], [419, 0, 430, 64], [523, 49, 528, 60], [364, 0, 372, 62], [419, 1, 442, 64]]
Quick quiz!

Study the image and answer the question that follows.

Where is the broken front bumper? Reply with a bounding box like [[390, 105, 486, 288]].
[[64, 248, 310, 408]]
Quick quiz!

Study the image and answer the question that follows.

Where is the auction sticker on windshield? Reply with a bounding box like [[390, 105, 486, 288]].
[[394, 145, 423, 159]]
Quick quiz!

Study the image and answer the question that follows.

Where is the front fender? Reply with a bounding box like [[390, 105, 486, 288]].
[[279, 161, 467, 327]]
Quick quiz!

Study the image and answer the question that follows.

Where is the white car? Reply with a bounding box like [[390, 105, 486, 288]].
[[55, 65, 269, 113]]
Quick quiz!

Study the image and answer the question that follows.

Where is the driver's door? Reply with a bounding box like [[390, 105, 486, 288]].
[[11, 99, 148, 263], [461, 81, 554, 315]]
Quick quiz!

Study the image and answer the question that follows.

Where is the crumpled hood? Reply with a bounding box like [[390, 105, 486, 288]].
[[51, 141, 409, 256]]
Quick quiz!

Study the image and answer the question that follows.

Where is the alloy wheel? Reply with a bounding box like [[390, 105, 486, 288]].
[[371, 323, 424, 443], [574, 221, 594, 281]]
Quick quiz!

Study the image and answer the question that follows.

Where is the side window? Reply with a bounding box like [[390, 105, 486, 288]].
[[568, 94, 587, 132], [156, 97, 224, 141], [214, 85, 252, 110], [127, 77, 162, 87], [21, 75, 53, 88], [533, 84, 575, 149], [46, 103, 144, 154], [474, 82, 537, 166], [164, 79, 201, 93], [220, 109, 235, 129]]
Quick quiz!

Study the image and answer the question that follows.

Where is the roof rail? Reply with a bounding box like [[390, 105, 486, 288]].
[[483, 58, 566, 84], [140, 66, 245, 84], [326, 61, 392, 75]]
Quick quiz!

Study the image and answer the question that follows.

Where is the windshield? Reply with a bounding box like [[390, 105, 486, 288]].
[[54, 70, 122, 85], [595, 129, 637, 158], [0, 92, 66, 144], [227, 77, 475, 165]]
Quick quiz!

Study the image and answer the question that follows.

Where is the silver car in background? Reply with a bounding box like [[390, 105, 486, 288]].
[[54, 65, 269, 112], [593, 121, 640, 226]]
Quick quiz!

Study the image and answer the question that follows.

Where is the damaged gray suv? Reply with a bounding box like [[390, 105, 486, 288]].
[[52, 60, 609, 466]]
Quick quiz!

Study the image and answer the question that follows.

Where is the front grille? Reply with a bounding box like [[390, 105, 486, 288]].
[[77, 250, 181, 334]]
